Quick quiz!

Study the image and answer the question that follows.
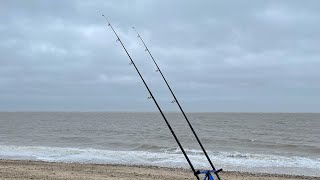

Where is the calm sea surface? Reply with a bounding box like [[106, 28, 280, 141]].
[[0, 112, 319, 176]]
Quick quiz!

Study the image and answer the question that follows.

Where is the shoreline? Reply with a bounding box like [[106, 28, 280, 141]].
[[0, 159, 318, 180]]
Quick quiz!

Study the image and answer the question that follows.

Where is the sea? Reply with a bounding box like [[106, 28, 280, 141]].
[[0, 112, 319, 176]]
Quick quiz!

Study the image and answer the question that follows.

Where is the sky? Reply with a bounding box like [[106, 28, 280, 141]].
[[0, 0, 319, 112]]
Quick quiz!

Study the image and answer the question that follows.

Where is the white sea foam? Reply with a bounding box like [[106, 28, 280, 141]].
[[0, 145, 319, 176]]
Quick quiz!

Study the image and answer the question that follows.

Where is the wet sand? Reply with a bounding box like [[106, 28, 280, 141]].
[[0, 160, 317, 180]]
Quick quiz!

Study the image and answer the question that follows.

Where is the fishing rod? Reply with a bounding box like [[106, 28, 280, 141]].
[[102, 15, 200, 180], [132, 27, 222, 180]]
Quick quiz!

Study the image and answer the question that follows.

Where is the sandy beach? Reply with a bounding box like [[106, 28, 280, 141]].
[[0, 160, 317, 180]]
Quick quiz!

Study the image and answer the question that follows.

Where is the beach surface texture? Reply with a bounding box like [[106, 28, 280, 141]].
[[0, 160, 318, 180]]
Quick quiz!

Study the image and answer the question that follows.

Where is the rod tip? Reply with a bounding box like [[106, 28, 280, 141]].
[[102, 14, 105, 16]]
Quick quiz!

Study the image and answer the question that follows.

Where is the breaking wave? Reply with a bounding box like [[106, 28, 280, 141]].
[[0, 145, 319, 176]]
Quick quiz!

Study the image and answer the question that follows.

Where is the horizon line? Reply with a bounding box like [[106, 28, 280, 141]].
[[0, 110, 319, 114]]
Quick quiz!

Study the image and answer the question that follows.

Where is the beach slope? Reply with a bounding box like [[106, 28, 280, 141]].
[[0, 160, 318, 180]]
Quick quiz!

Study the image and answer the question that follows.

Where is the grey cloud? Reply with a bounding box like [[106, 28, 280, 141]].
[[0, 0, 319, 112]]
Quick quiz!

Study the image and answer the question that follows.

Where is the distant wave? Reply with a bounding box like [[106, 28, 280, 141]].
[[0, 145, 319, 176]]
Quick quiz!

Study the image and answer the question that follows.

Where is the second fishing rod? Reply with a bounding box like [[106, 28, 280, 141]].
[[132, 27, 222, 180]]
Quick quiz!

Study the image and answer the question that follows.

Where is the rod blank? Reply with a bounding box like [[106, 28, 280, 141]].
[[102, 15, 200, 180], [132, 26, 222, 180]]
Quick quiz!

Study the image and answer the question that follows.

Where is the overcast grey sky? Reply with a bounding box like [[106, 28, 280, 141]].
[[0, 0, 319, 112]]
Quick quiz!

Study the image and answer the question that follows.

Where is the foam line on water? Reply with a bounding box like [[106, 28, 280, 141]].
[[0, 145, 319, 176]]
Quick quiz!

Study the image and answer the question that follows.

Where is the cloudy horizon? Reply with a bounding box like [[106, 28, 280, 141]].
[[1, 1, 319, 112]]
